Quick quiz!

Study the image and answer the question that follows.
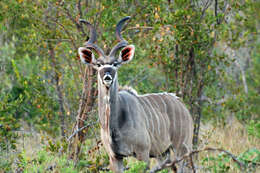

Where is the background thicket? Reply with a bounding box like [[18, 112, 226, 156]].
[[0, 0, 259, 172]]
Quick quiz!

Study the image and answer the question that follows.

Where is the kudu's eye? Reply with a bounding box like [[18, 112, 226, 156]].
[[113, 63, 118, 67]]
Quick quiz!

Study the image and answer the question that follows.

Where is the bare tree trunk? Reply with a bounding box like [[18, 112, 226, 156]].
[[192, 100, 202, 149], [68, 66, 97, 162]]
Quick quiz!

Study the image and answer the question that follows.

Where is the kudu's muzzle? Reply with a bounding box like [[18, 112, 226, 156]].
[[100, 67, 116, 88], [103, 72, 113, 87]]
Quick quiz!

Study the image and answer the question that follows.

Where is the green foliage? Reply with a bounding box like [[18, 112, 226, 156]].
[[238, 148, 260, 171], [247, 120, 260, 138], [15, 150, 76, 173], [0, 41, 61, 135], [201, 148, 260, 172], [202, 153, 232, 172], [124, 161, 147, 173], [0, 41, 21, 151], [0, 150, 15, 172], [44, 137, 68, 153]]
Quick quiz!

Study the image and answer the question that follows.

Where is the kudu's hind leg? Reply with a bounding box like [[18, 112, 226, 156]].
[[109, 156, 124, 173], [176, 144, 192, 173]]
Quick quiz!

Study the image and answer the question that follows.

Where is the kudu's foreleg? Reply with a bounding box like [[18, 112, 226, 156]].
[[135, 150, 150, 173], [176, 144, 192, 173], [109, 156, 124, 173]]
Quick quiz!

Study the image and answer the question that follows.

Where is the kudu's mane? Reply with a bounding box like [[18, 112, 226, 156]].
[[118, 86, 138, 96], [119, 85, 180, 98]]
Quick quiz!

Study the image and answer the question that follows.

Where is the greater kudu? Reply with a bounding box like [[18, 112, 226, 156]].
[[78, 17, 194, 173]]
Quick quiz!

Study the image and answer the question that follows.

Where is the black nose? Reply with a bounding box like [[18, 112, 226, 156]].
[[104, 75, 112, 81]]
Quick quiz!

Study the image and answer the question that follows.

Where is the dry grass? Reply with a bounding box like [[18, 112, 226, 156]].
[[200, 117, 260, 155], [198, 117, 260, 173]]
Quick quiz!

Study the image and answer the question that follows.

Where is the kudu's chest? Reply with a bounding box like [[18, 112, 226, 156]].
[[100, 98, 133, 158]]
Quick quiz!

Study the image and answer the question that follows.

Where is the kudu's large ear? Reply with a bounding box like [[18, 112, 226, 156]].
[[78, 47, 96, 65], [118, 45, 135, 64]]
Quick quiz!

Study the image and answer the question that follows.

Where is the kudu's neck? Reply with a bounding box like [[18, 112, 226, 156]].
[[98, 74, 119, 129]]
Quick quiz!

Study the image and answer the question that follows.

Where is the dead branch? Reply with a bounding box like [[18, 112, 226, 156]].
[[151, 147, 253, 173], [57, 1, 86, 36], [77, 0, 83, 18], [215, 0, 220, 24], [125, 26, 154, 31], [67, 120, 98, 141], [200, 0, 213, 21], [48, 17, 77, 50], [127, 68, 147, 86]]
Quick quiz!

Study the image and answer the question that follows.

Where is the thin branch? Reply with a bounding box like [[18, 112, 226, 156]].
[[189, 154, 196, 173], [125, 26, 154, 31], [119, 1, 152, 33], [47, 16, 83, 85], [44, 38, 71, 42], [150, 146, 260, 173], [214, 0, 229, 25], [77, 0, 83, 18], [77, 0, 86, 35], [215, 0, 220, 24], [48, 17, 77, 50], [57, 2, 86, 36], [67, 120, 98, 141], [166, 147, 247, 172], [218, 0, 229, 24], [200, 0, 213, 21], [127, 68, 147, 86]]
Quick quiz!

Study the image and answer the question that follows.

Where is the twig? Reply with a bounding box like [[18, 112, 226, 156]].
[[219, 0, 229, 24], [67, 121, 98, 141], [215, 0, 220, 24], [125, 26, 154, 31], [57, 2, 86, 36], [127, 68, 147, 86], [48, 16, 77, 50], [200, 0, 213, 21], [189, 154, 195, 173], [44, 39, 71, 42], [134, 75, 149, 87], [77, 0, 83, 18]]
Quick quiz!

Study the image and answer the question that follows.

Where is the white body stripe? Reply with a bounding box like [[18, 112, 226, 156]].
[[143, 96, 161, 136], [138, 98, 155, 133]]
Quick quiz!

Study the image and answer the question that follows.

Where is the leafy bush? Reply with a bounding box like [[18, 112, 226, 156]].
[[247, 120, 260, 138], [201, 148, 260, 172], [125, 161, 147, 173], [15, 149, 76, 173], [238, 148, 260, 171]]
